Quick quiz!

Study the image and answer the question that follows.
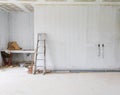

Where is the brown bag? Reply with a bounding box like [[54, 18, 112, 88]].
[[8, 41, 21, 50], [8, 42, 14, 50]]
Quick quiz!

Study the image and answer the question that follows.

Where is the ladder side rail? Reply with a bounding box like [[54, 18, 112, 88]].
[[33, 34, 40, 74], [43, 39, 46, 74]]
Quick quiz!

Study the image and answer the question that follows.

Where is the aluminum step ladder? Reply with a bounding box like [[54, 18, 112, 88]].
[[33, 33, 46, 75]]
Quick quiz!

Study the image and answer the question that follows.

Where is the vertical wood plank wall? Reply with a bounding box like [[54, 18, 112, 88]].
[[9, 13, 34, 50], [0, 11, 9, 65], [34, 5, 120, 70]]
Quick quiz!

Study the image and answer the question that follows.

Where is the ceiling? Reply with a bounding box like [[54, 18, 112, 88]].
[[0, 0, 120, 13]]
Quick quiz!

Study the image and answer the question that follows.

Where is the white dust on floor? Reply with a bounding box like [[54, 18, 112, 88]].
[[0, 67, 120, 95]]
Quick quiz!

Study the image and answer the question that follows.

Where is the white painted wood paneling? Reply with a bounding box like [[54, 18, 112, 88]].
[[35, 5, 88, 70], [9, 13, 34, 62], [0, 11, 9, 65], [99, 6, 120, 69], [9, 13, 34, 49], [34, 5, 120, 70], [86, 5, 101, 69], [86, 6, 120, 69]]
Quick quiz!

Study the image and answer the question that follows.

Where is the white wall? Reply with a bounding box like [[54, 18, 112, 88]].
[[34, 5, 88, 70], [34, 5, 120, 70], [0, 11, 9, 65], [9, 13, 34, 49], [9, 13, 34, 62]]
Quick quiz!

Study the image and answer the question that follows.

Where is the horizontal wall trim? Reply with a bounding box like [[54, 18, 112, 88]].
[[0, 1, 120, 5]]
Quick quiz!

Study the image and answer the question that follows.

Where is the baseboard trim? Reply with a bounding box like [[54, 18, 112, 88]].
[[51, 69, 120, 73]]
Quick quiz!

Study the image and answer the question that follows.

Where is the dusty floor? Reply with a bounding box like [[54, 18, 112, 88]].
[[0, 67, 120, 95]]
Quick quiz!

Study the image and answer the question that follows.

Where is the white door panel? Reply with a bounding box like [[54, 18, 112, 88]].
[[99, 7, 120, 69], [86, 6, 120, 69], [101, 43, 120, 69], [86, 44, 101, 69], [98, 6, 118, 43]]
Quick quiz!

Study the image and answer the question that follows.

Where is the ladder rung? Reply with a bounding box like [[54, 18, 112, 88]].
[[38, 40, 45, 41], [37, 46, 44, 47], [37, 52, 44, 55], [36, 66, 44, 67], [38, 47, 44, 48], [38, 44, 44, 45], [38, 43, 44, 45], [37, 59, 45, 60]]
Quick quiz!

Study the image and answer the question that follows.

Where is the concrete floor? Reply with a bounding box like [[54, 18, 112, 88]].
[[0, 67, 120, 95]]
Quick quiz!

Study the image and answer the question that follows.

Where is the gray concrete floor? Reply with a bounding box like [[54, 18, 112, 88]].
[[0, 67, 120, 95]]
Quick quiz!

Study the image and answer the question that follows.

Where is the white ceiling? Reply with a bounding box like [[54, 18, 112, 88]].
[[0, 0, 120, 13]]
